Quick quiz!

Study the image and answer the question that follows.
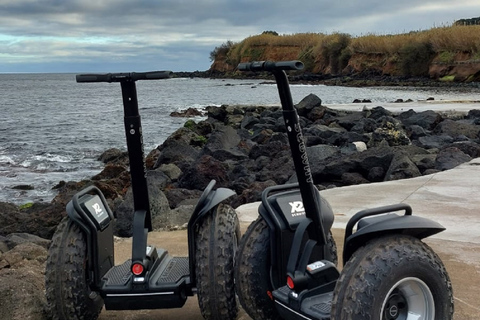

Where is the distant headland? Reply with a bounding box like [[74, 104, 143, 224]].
[[207, 17, 480, 85]]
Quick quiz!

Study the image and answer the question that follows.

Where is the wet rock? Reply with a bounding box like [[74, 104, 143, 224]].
[[98, 148, 127, 164], [170, 107, 204, 117], [12, 185, 34, 190]]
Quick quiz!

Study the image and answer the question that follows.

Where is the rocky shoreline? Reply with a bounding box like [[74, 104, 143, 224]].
[[175, 69, 480, 89], [2, 94, 480, 318]]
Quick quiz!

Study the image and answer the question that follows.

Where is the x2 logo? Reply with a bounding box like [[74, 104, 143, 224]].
[[92, 203, 104, 217], [289, 201, 305, 217]]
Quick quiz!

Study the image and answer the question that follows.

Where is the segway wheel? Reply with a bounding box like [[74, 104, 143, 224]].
[[331, 235, 454, 320], [195, 203, 240, 320], [235, 217, 338, 320], [45, 217, 104, 320]]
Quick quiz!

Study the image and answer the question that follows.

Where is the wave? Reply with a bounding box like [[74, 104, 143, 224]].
[[0, 155, 15, 165]]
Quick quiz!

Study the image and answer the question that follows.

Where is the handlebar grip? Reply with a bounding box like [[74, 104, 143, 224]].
[[76, 71, 173, 83], [237, 60, 304, 72], [132, 71, 173, 80], [76, 74, 113, 83]]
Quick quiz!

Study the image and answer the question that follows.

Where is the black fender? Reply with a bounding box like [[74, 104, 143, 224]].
[[187, 180, 236, 285], [343, 203, 445, 265], [66, 186, 115, 288]]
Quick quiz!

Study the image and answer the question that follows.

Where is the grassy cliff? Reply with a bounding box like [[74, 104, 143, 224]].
[[210, 26, 480, 82]]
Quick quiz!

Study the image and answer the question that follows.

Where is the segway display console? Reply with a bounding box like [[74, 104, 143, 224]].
[[45, 71, 240, 320], [235, 61, 454, 320]]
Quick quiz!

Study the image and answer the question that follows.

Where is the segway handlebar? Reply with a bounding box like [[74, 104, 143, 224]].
[[76, 71, 173, 83], [237, 60, 304, 72]]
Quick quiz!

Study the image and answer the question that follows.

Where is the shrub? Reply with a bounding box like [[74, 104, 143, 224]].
[[210, 40, 235, 61], [398, 41, 435, 76], [316, 33, 351, 74], [262, 30, 279, 36]]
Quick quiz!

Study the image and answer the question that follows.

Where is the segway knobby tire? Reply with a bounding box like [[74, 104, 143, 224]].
[[331, 234, 454, 320], [195, 203, 240, 320], [45, 217, 104, 320], [235, 217, 338, 320]]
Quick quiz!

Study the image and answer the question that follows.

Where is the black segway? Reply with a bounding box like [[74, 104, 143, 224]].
[[234, 61, 454, 319], [45, 71, 239, 320]]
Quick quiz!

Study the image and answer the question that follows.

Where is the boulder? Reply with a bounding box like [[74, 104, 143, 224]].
[[296, 93, 322, 117], [164, 188, 203, 209], [178, 155, 229, 190], [370, 116, 410, 147], [201, 125, 248, 161], [384, 152, 422, 181], [320, 146, 394, 185], [433, 119, 480, 139], [154, 127, 202, 169], [114, 170, 171, 237], [435, 147, 472, 171], [157, 163, 182, 181], [0, 202, 64, 240], [416, 134, 455, 149], [397, 109, 443, 130]]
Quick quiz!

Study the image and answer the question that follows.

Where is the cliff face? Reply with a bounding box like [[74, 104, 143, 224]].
[[429, 52, 480, 82], [211, 49, 480, 82]]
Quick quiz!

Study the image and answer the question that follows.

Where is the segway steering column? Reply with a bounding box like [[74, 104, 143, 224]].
[[238, 61, 326, 245]]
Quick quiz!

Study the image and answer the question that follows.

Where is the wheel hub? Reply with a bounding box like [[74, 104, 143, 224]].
[[381, 277, 435, 320], [383, 291, 407, 319]]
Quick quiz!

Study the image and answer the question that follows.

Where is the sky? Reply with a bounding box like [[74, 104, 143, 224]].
[[1, 0, 480, 73]]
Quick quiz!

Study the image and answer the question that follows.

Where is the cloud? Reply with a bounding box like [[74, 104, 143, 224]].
[[1, 0, 479, 72]]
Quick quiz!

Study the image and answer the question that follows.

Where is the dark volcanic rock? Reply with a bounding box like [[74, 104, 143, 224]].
[[114, 170, 171, 237], [0, 202, 64, 239], [435, 147, 472, 171], [397, 109, 443, 130], [296, 93, 322, 117], [384, 152, 422, 181], [170, 107, 204, 117], [433, 119, 480, 139], [154, 127, 202, 169], [178, 155, 230, 190]]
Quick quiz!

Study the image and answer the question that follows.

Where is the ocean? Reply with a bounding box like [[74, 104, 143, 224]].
[[1, 73, 478, 204]]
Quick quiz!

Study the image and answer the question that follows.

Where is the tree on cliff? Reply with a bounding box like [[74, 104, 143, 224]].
[[210, 40, 235, 61]]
